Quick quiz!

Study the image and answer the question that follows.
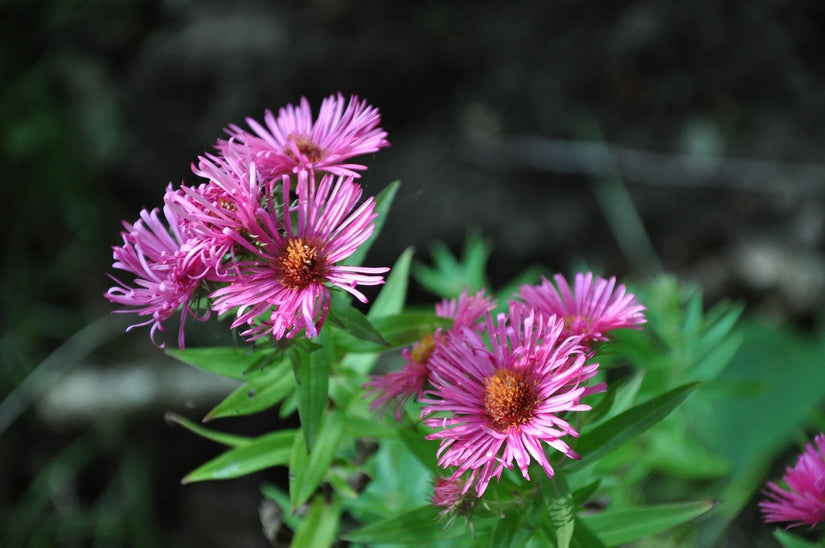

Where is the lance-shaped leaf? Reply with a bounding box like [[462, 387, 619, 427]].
[[344, 180, 400, 267], [328, 292, 389, 347], [343, 505, 465, 545], [181, 429, 297, 483], [580, 499, 717, 546], [490, 510, 529, 548], [203, 358, 295, 421], [540, 473, 575, 548], [289, 410, 344, 510], [166, 346, 277, 381], [368, 246, 414, 320], [291, 331, 334, 450], [291, 496, 342, 548], [570, 518, 608, 548], [340, 247, 415, 376], [164, 412, 252, 447], [774, 529, 821, 548], [332, 313, 452, 354], [567, 382, 698, 471]]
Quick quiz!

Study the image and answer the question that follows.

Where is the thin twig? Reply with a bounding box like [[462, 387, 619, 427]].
[[463, 135, 825, 196]]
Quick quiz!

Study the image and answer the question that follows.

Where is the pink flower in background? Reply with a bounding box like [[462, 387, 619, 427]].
[[760, 433, 825, 529], [222, 93, 389, 177], [210, 171, 388, 340], [105, 205, 208, 347], [363, 289, 497, 420], [517, 272, 646, 344], [420, 303, 603, 496]]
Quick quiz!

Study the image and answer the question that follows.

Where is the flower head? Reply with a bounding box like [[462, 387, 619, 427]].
[[165, 152, 266, 275], [421, 303, 604, 496], [364, 289, 496, 420], [105, 204, 208, 347], [222, 93, 389, 178], [209, 171, 388, 341], [517, 272, 646, 344], [760, 433, 825, 528], [432, 475, 477, 516]]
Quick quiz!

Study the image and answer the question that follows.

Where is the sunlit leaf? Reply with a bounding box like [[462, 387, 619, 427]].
[[203, 358, 295, 421], [181, 429, 296, 483]]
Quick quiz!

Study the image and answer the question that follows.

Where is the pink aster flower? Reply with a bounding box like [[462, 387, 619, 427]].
[[221, 93, 389, 178], [105, 203, 208, 347], [760, 433, 825, 529], [517, 272, 646, 345], [420, 303, 604, 497], [363, 289, 497, 420], [164, 151, 266, 275], [209, 171, 388, 341]]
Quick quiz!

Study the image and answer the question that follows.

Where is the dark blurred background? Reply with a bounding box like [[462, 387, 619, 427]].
[[3, 1, 825, 546]]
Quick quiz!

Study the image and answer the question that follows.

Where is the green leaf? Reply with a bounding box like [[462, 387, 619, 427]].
[[346, 438, 433, 524], [181, 429, 296, 483], [569, 382, 699, 471], [260, 483, 302, 533], [204, 358, 295, 421], [571, 518, 608, 548], [291, 496, 342, 548], [609, 370, 645, 417], [289, 410, 344, 510], [328, 292, 389, 347], [166, 346, 277, 381], [291, 337, 333, 450], [342, 415, 399, 440], [344, 180, 400, 267], [164, 412, 252, 448], [368, 246, 414, 320], [540, 473, 574, 548], [398, 423, 440, 475], [332, 313, 453, 354], [774, 528, 822, 548], [580, 499, 717, 546], [490, 510, 526, 548], [571, 479, 602, 508], [412, 231, 492, 298], [343, 505, 464, 545]]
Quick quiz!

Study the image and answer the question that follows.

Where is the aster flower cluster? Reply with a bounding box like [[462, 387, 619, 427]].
[[365, 273, 646, 500], [100, 92, 812, 545], [105, 94, 390, 347]]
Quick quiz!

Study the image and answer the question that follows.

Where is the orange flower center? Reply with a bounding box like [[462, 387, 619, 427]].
[[287, 133, 324, 163], [483, 368, 539, 431], [410, 333, 439, 364], [277, 238, 327, 290]]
